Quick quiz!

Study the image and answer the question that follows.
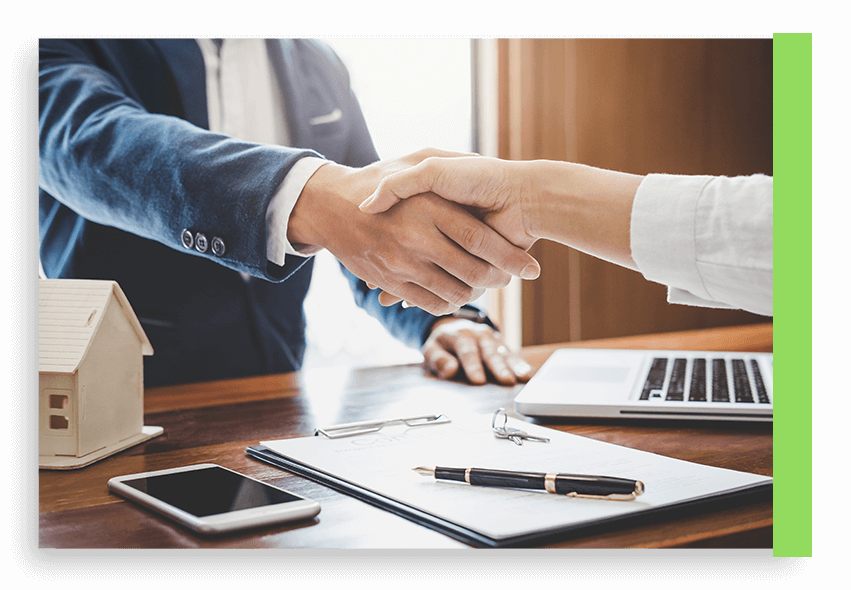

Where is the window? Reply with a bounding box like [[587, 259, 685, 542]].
[[302, 38, 473, 369]]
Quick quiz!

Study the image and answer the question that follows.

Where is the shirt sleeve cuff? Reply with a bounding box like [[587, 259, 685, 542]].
[[666, 287, 735, 310], [266, 156, 329, 266], [630, 173, 715, 301]]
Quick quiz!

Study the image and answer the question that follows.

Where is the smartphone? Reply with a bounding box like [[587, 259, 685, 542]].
[[107, 463, 320, 535]]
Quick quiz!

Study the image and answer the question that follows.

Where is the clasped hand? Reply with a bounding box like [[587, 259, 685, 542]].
[[289, 149, 540, 316]]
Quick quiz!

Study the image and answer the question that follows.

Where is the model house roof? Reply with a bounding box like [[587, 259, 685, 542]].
[[39, 279, 153, 374]]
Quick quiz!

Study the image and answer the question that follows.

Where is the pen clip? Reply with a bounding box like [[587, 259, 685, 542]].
[[314, 414, 451, 439]]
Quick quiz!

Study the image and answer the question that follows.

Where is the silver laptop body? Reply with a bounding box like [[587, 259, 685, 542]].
[[513, 348, 772, 422]]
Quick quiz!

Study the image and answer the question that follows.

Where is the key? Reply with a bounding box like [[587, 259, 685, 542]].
[[491, 407, 550, 445], [493, 426, 550, 445], [517, 431, 551, 444], [501, 427, 526, 445]]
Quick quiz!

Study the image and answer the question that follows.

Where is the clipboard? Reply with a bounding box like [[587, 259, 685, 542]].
[[247, 443, 500, 547], [248, 413, 500, 546], [246, 413, 772, 548]]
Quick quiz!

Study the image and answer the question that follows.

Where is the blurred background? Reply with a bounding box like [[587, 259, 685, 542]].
[[303, 38, 773, 369], [302, 38, 473, 369]]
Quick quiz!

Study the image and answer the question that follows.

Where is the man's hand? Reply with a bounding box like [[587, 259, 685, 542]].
[[422, 318, 532, 385], [289, 150, 540, 316]]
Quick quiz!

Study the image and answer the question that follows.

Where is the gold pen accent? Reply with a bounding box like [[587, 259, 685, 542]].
[[544, 472, 557, 494]]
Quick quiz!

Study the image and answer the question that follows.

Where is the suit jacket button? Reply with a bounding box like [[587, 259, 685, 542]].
[[181, 229, 194, 249], [211, 237, 226, 257], [194, 232, 208, 253]]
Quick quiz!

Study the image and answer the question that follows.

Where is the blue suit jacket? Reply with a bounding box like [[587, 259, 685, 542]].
[[39, 39, 439, 386]]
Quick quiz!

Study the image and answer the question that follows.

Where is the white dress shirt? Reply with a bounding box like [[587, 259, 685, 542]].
[[196, 39, 327, 266], [630, 173, 773, 316]]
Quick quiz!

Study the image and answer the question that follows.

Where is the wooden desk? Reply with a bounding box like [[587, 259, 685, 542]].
[[39, 323, 773, 549]]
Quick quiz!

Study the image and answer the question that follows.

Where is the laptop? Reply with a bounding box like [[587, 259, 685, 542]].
[[513, 348, 772, 422]]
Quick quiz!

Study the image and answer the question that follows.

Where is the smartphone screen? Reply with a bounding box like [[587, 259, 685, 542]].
[[122, 465, 304, 517]]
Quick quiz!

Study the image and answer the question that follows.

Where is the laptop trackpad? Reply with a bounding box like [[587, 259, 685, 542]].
[[534, 352, 640, 403], [557, 365, 632, 383]]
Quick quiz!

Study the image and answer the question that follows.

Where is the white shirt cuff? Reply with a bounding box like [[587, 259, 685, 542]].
[[666, 287, 735, 310], [630, 174, 715, 302], [630, 173, 773, 316], [266, 157, 329, 266]]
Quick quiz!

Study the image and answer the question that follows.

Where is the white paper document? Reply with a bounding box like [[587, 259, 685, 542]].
[[259, 413, 771, 543]]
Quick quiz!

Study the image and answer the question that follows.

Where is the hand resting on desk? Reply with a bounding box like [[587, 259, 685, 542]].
[[423, 317, 532, 386]]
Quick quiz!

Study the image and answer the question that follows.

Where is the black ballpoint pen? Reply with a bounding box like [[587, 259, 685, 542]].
[[413, 466, 644, 500]]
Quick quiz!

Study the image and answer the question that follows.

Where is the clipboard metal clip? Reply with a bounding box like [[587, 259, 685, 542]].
[[314, 414, 451, 439]]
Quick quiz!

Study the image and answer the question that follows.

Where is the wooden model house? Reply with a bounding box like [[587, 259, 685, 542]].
[[39, 279, 163, 469]]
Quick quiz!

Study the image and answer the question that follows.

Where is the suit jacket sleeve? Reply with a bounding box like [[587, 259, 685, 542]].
[[39, 39, 322, 282]]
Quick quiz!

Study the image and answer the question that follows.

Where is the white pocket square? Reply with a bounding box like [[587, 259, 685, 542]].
[[309, 108, 342, 125]]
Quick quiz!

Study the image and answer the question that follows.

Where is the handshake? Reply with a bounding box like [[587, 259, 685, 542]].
[[290, 148, 643, 315], [288, 150, 568, 315]]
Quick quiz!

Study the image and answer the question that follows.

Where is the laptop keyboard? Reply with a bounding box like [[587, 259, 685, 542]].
[[639, 357, 770, 404]]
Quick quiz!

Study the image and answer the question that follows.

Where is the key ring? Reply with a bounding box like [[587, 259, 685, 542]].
[[492, 407, 510, 433]]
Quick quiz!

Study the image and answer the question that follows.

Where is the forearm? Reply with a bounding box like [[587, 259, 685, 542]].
[[265, 157, 330, 264], [524, 160, 644, 271], [287, 162, 363, 252], [361, 155, 642, 271]]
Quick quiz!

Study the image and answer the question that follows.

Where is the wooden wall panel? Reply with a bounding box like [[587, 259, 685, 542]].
[[496, 39, 772, 346]]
